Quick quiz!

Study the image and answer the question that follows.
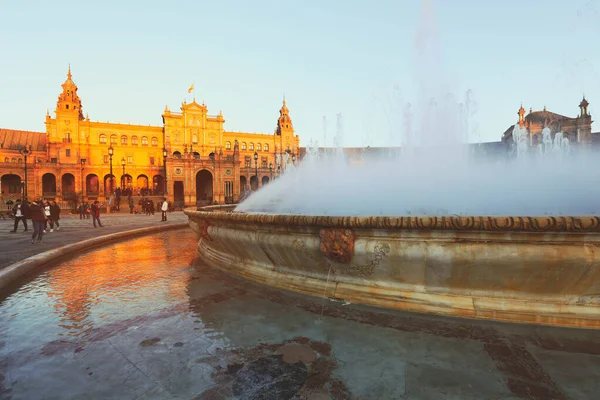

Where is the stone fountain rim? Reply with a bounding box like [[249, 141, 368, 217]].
[[185, 207, 600, 233]]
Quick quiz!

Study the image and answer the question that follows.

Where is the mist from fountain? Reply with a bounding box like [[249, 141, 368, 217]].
[[235, 0, 600, 217]]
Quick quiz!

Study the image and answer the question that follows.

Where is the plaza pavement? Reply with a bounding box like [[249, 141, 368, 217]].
[[0, 210, 190, 270]]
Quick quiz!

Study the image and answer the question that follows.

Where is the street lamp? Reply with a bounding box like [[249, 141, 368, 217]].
[[162, 147, 168, 195], [80, 158, 86, 206], [121, 157, 126, 189], [269, 162, 273, 182], [253, 151, 258, 190], [108, 145, 114, 195], [19, 146, 31, 200], [292, 154, 297, 164]]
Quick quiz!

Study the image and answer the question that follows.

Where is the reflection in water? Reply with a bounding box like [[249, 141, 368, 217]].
[[1, 229, 599, 400], [1, 230, 197, 342]]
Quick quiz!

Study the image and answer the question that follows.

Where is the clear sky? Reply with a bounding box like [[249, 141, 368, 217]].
[[0, 0, 598, 146]]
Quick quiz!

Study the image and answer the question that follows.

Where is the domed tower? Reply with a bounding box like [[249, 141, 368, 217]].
[[275, 98, 295, 156], [56, 66, 83, 121], [50, 66, 84, 145], [577, 96, 592, 145]]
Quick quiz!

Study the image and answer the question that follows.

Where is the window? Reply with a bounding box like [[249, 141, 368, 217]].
[[99, 134, 107, 144], [110, 135, 117, 145], [244, 156, 251, 168], [249, 143, 254, 150], [241, 142, 247, 150], [50, 158, 57, 163], [151, 137, 158, 146], [261, 157, 268, 169], [192, 133, 198, 144], [149, 157, 155, 165], [66, 149, 71, 157], [173, 151, 182, 158], [3, 157, 8, 162], [121, 135, 128, 145], [103, 155, 109, 164], [264, 144, 269, 152], [127, 156, 133, 164], [66, 104, 69, 110], [226, 141, 231, 150], [257, 143, 262, 151], [17, 158, 23, 163], [8, 181, 20, 193], [131, 136, 138, 145], [141, 136, 148, 146], [11, 158, 16, 163]]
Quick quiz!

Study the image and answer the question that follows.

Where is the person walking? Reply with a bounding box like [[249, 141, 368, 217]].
[[50, 201, 61, 231], [91, 200, 103, 227], [29, 199, 45, 244], [161, 198, 168, 221], [10, 199, 28, 232], [43, 201, 54, 232]]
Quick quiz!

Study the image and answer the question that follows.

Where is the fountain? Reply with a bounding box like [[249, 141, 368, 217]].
[[186, 1, 600, 329]]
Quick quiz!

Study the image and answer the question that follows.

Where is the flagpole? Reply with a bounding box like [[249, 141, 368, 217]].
[[193, 82, 196, 101]]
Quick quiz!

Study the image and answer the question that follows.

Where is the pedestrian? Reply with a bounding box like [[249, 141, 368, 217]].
[[43, 201, 54, 232], [10, 199, 28, 232], [161, 198, 168, 221], [50, 201, 61, 230], [91, 200, 103, 227], [29, 199, 45, 244]]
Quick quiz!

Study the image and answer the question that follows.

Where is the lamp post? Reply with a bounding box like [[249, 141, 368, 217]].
[[19, 146, 31, 200], [80, 158, 86, 207], [292, 154, 297, 165], [108, 145, 114, 195], [269, 162, 273, 182], [121, 157, 126, 189], [253, 151, 258, 190], [277, 165, 281, 177], [162, 147, 168, 195]]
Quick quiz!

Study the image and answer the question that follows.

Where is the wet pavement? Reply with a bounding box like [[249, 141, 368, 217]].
[[0, 229, 599, 400], [0, 211, 188, 270]]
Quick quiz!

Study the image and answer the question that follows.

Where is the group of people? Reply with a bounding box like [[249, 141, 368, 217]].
[[8, 195, 170, 244], [11, 198, 62, 244]]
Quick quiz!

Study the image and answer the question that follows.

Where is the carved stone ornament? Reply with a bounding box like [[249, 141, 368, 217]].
[[198, 219, 212, 241], [319, 228, 355, 264]]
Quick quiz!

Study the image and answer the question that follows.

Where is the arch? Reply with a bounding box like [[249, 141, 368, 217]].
[[151, 137, 158, 146], [99, 134, 107, 144], [226, 141, 231, 150], [240, 176, 247, 191], [121, 135, 128, 145], [103, 174, 116, 194], [241, 142, 247, 151], [193, 151, 200, 160], [195, 170, 213, 204], [250, 175, 258, 190], [153, 174, 165, 193], [110, 134, 117, 145], [42, 173, 57, 196], [121, 174, 132, 188], [173, 151, 182, 158], [262, 176, 270, 185], [61, 173, 76, 196], [11, 158, 16, 163], [18, 158, 22, 163], [257, 143, 262, 151], [86, 174, 99, 194], [264, 143, 269, 152], [141, 136, 148, 146], [249, 143, 254, 151], [137, 174, 149, 188], [208, 152, 215, 160], [0, 174, 21, 195], [3, 157, 8, 163], [131, 136, 139, 146]]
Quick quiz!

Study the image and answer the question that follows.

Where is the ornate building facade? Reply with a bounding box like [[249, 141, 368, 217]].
[[0, 68, 300, 208]]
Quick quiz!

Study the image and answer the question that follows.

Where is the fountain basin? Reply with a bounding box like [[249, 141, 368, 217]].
[[185, 207, 600, 328]]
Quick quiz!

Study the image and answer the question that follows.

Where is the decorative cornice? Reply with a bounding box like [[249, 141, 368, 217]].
[[185, 207, 600, 233]]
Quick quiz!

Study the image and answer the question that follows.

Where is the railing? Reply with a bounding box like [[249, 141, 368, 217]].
[[62, 138, 72, 143]]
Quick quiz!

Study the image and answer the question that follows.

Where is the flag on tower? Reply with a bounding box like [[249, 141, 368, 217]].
[[188, 83, 194, 94]]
